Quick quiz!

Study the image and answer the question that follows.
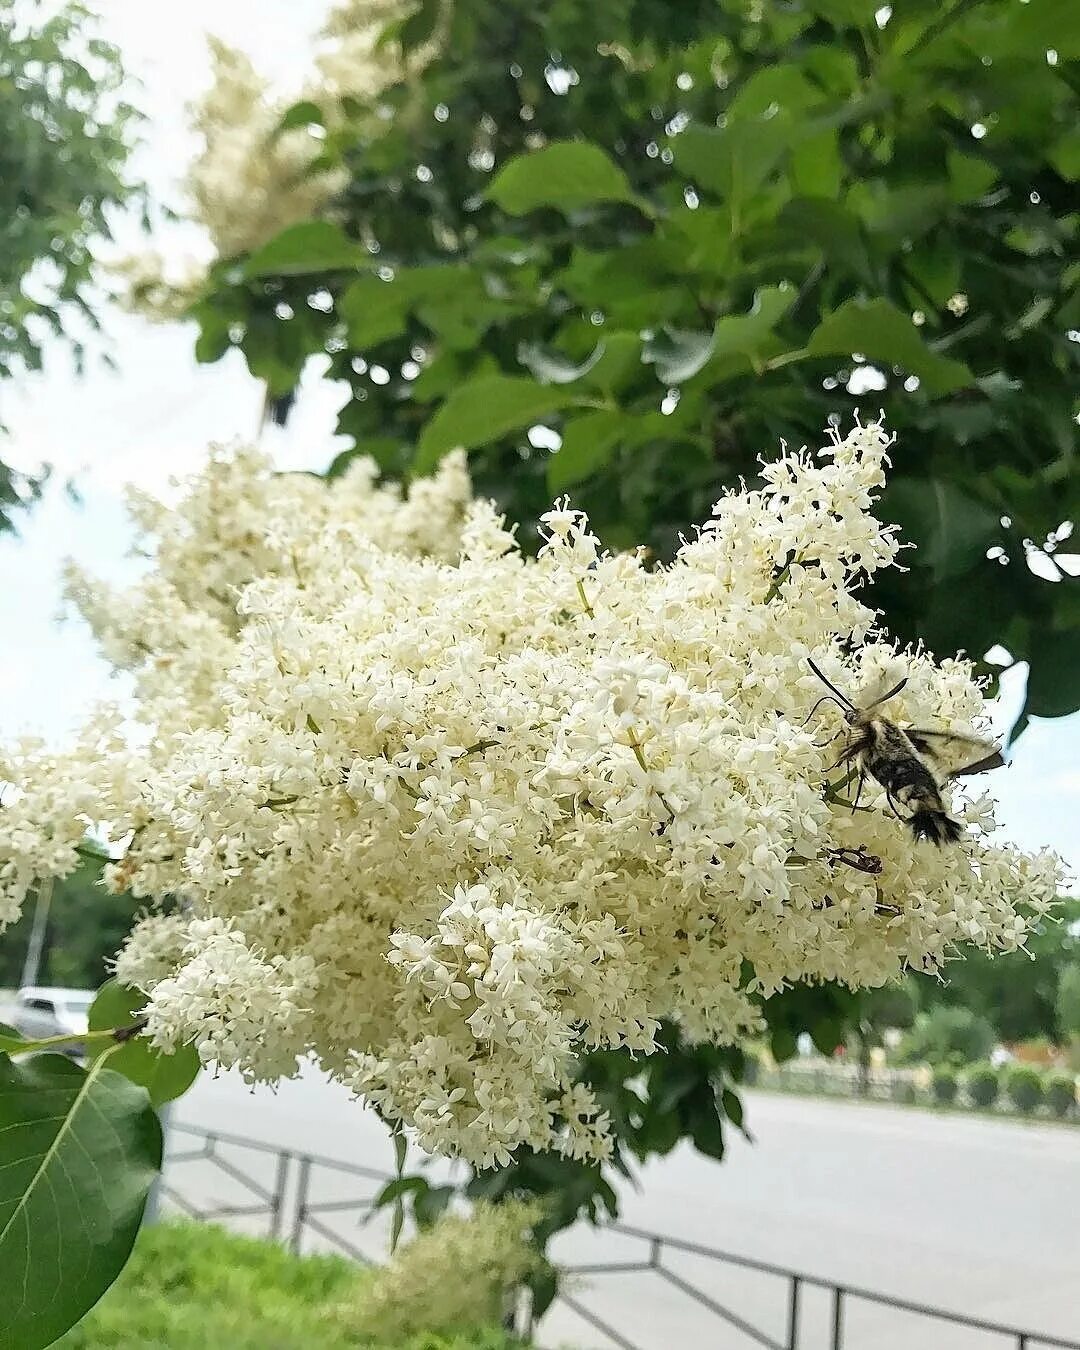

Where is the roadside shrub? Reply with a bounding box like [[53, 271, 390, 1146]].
[[964, 1063, 1000, 1110], [1045, 1073, 1077, 1119], [1007, 1065, 1045, 1114], [900, 1007, 996, 1067], [931, 1068, 958, 1105]]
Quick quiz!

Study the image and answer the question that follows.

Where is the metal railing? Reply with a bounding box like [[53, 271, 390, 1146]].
[[160, 1122, 1080, 1350]]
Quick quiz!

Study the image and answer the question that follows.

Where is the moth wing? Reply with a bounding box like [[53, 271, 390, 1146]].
[[905, 728, 1005, 780]]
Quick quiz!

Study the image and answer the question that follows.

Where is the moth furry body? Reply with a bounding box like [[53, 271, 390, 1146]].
[[807, 659, 1004, 846]]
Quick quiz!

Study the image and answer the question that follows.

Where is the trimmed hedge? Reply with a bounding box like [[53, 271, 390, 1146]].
[[1006, 1065, 1045, 1115], [964, 1063, 1000, 1109], [931, 1068, 958, 1105]]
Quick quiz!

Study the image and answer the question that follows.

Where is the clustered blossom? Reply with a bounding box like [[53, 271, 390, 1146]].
[[121, 0, 444, 314], [0, 424, 1062, 1167], [339, 1199, 545, 1341]]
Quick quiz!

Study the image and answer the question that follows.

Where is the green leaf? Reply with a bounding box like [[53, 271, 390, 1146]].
[[547, 411, 624, 494], [243, 221, 365, 278], [946, 150, 999, 203], [642, 325, 714, 385], [676, 117, 797, 222], [807, 298, 972, 396], [88, 981, 199, 1108], [0, 1052, 162, 1350], [1024, 629, 1080, 719], [708, 283, 797, 370], [487, 140, 636, 216], [1048, 133, 1080, 182], [643, 285, 796, 385], [526, 1265, 559, 1319], [413, 1183, 455, 1229], [339, 274, 408, 346], [277, 99, 326, 134], [882, 479, 999, 582], [372, 1175, 427, 1209], [415, 375, 579, 472], [518, 340, 606, 384]]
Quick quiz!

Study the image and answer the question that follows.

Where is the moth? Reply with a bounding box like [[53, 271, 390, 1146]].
[[806, 658, 1004, 845]]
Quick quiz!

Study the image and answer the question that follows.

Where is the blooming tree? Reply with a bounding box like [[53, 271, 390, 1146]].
[[0, 421, 1059, 1172]]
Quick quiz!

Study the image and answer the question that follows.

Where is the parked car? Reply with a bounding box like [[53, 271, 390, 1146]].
[[8, 986, 95, 1053]]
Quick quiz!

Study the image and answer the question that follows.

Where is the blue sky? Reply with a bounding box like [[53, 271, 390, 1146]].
[[0, 1, 1076, 883]]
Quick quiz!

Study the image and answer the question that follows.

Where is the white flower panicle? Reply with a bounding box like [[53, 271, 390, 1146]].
[[0, 423, 1062, 1167]]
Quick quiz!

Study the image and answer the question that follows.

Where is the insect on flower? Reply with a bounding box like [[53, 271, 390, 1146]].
[[807, 658, 1004, 845]]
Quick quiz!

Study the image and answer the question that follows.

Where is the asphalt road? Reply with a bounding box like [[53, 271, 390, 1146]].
[[168, 1067, 1080, 1349]]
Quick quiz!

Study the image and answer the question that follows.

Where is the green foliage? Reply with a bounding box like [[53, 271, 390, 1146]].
[[931, 1066, 958, 1105], [900, 1006, 996, 1067], [53, 1218, 524, 1349], [1006, 1064, 1046, 1114], [911, 900, 1080, 1045], [191, 0, 1080, 725], [0, 2, 140, 530], [893, 1078, 918, 1105], [1056, 963, 1080, 1041], [0, 853, 137, 990], [0, 1050, 162, 1350], [1044, 1072, 1077, 1118], [964, 1061, 1001, 1109], [88, 980, 200, 1107]]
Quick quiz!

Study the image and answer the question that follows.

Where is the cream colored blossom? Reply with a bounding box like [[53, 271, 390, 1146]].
[[0, 423, 1063, 1167], [339, 1199, 544, 1341]]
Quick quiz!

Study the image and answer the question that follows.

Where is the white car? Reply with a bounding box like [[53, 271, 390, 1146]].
[[8, 986, 95, 1050]]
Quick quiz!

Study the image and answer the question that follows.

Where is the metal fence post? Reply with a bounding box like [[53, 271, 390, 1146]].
[[269, 1149, 291, 1241], [831, 1287, 844, 1350], [290, 1156, 311, 1254], [787, 1276, 801, 1350]]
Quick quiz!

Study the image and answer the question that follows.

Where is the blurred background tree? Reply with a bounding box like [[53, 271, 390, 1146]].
[[181, 0, 1079, 729], [0, 854, 136, 990], [0, 0, 141, 530]]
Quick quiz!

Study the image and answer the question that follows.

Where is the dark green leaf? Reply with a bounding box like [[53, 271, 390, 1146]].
[[1023, 629, 1080, 719], [547, 411, 624, 494], [88, 981, 200, 1107], [526, 1265, 559, 1319], [487, 140, 636, 215], [416, 375, 580, 471], [372, 1175, 428, 1209], [642, 325, 715, 385], [413, 1183, 455, 1229], [807, 298, 972, 395], [277, 100, 326, 134], [0, 1052, 162, 1350], [518, 340, 605, 384], [244, 222, 365, 278], [882, 479, 999, 582]]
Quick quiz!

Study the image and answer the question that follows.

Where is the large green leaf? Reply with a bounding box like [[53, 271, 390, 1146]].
[[882, 479, 999, 582], [88, 980, 200, 1108], [1023, 629, 1080, 719], [415, 375, 579, 471], [675, 116, 800, 222], [548, 411, 624, 493], [807, 298, 973, 395], [0, 1052, 162, 1350], [243, 221, 366, 278], [487, 140, 636, 215]]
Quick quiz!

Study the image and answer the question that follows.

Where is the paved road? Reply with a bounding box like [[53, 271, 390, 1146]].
[[169, 1067, 1080, 1349]]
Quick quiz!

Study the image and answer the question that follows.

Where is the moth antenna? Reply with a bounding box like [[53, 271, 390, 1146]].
[[806, 658, 857, 712], [800, 693, 846, 726], [864, 676, 908, 711]]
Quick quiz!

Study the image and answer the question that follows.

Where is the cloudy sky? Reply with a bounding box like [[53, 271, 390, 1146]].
[[0, 2, 1076, 881]]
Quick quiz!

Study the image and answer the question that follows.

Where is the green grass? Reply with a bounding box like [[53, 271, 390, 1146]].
[[56, 1220, 523, 1350]]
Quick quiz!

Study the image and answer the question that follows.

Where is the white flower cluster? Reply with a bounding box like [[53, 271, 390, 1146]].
[[0, 424, 1061, 1167], [122, 0, 441, 312]]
